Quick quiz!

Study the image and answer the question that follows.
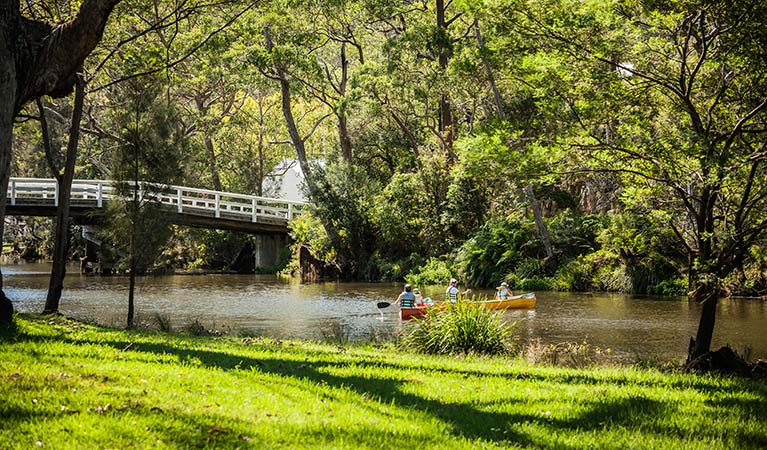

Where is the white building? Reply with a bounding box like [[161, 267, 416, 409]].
[[262, 158, 311, 203]]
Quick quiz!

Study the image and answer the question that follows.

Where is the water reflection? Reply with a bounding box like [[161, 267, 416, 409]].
[[3, 262, 766, 362]]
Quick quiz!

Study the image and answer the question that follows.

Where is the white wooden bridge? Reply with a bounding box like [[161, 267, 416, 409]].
[[5, 178, 306, 234]]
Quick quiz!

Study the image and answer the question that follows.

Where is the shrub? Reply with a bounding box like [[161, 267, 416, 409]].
[[455, 218, 538, 287], [516, 277, 554, 291], [594, 265, 632, 292], [403, 303, 516, 355], [553, 258, 594, 291], [154, 313, 172, 332], [405, 257, 454, 286], [514, 258, 545, 279], [648, 278, 687, 295]]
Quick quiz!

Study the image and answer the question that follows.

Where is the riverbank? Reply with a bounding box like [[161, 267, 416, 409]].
[[2, 315, 766, 449]]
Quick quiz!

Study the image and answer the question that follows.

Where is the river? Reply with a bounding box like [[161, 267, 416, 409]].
[[4, 262, 766, 362]]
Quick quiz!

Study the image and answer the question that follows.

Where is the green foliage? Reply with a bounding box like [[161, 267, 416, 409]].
[[289, 211, 332, 259], [595, 213, 683, 294], [405, 257, 454, 286], [594, 264, 633, 293], [9, 0, 767, 307], [309, 163, 380, 278], [648, 278, 687, 296], [363, 253, 426, 282], [553, 258, 595, 291], [516, 276, 555, 291], [100, 76, 185, 274], [513, 258, 545, 279], [372, 173, 428, 257], [548, 213, 609, 260], [403, 304, 516, 356], [456, 218, 538, 287]]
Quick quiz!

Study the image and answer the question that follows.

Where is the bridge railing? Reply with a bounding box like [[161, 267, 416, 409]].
[[7, 178, 306, 224]]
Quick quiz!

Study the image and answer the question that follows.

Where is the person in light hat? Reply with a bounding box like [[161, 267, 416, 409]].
[[445, 279, 459, 303], [495, 281, 513, 300], [413, 288, 426, 307]]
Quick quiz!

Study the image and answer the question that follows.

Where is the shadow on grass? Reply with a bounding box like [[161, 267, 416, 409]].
[[7, 320, 767, 448], [93, 340, 767, 446], [0, 317, 18, 342]]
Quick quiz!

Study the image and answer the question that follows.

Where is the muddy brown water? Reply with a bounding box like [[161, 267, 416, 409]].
[[4, 262, 766, 362]]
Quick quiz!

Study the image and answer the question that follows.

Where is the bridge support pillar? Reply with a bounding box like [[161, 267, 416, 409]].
[[254, 234, 288, 271]]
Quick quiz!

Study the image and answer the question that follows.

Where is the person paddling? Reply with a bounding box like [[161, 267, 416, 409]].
[[495, 282, 513, 300], [445, 278, 470, 303], [394, 284, 416, 309]]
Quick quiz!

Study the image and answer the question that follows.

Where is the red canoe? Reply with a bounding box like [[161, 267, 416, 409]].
[[399, 307, 429, 320]]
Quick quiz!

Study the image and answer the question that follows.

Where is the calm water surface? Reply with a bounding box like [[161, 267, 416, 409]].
[[4, 262, 766, 362]]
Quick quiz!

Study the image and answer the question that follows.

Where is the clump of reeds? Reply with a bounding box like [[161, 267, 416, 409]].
[[403, 302, 516, 356], [524, 339, 612, 368]]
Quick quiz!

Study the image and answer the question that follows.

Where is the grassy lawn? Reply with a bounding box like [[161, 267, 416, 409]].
[[1, 315, 765, 449]]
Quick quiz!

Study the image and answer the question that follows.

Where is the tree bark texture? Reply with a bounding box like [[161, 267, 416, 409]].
[[474, 19, 505, 121], [337, 42, 353, 163], [204, 135, 223, 191], [525, 185, 555, 263], [264, 27, 312, 183], [688, 280, 720, 361], [44, 72, 86, 314], [436, 0, 454, 157], [0, 22, 17, 300]]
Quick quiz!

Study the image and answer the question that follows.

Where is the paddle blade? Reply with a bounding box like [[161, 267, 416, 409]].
[[377, 301, 392, 309]]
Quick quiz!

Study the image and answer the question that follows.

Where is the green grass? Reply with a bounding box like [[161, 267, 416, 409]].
[[1, 315, 766, 449]]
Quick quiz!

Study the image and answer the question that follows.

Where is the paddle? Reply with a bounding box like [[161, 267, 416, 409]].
[[377, 301, 392, 309]]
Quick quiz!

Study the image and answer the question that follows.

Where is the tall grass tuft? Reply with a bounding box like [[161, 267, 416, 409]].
[[524, 339, 612, 368], [154, 313, 172, 332], [403, 303, 516, 356]]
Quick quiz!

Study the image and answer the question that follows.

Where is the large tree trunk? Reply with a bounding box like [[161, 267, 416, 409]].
[[264, 27, 312, 183], [687, 277, 720, 362], [337, 42, 353, 163], [525, 185, 555, 265], [0, 69, 13, 321], [0, 16, 19, 321], [474, 19, 505, 121], [687, 186, 719, 361], [204, 135, 222, 191], [436, 0, 454, 159], [44, 72, 86, 314], [0, 0, 120, 320]]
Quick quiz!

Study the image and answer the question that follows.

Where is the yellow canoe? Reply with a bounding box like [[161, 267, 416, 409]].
[[465, 292, 536, 310]]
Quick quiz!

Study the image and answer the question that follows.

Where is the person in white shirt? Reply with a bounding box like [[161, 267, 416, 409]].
[[445, 279, 459, 303]]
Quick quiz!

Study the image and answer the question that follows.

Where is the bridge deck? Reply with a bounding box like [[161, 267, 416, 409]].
[[5, 178, 305, 234]]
